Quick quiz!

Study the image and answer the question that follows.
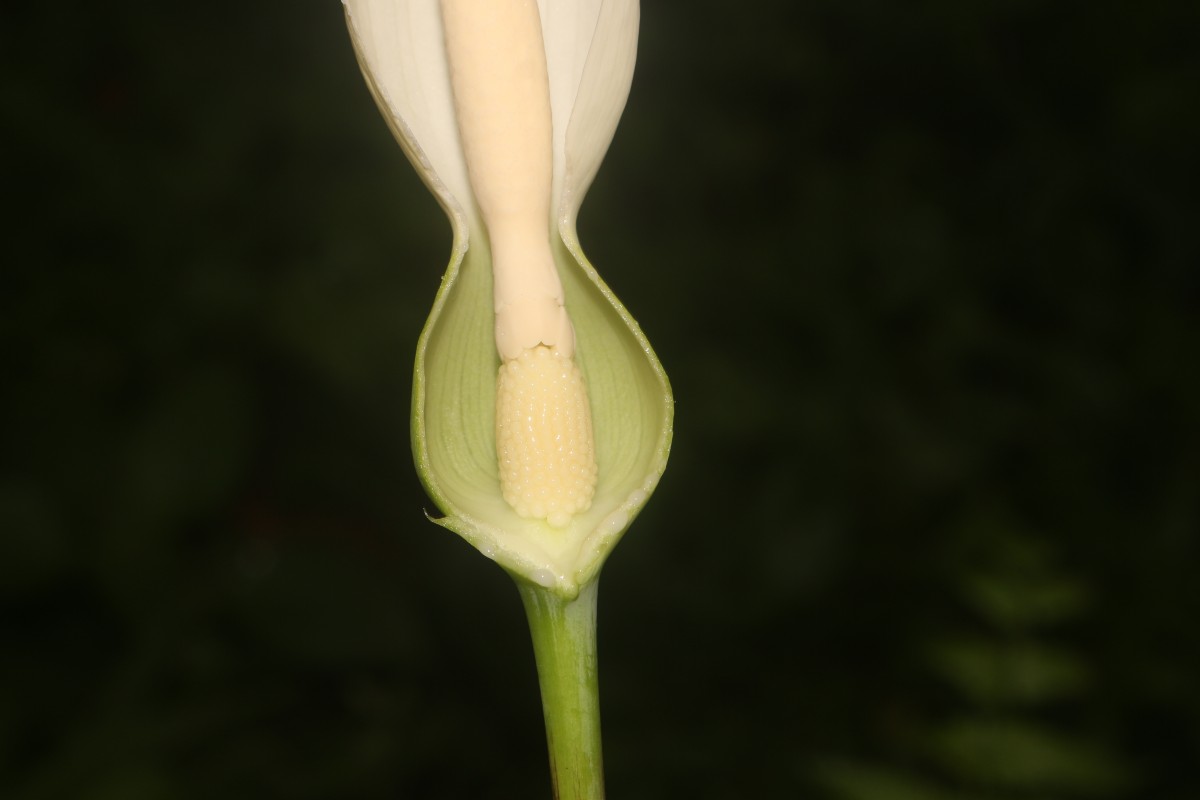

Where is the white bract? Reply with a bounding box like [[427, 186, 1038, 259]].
[[344, 0, 671, 597]]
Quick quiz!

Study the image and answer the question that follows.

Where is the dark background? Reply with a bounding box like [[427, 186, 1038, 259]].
[[3, 1, 1198, 798]]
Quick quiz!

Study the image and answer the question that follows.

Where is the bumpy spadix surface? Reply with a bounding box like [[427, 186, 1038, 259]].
[[496, 346, 597, 528]]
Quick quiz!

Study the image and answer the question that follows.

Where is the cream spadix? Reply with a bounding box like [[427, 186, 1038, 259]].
[[440, 0, 574, 361], [441, 0, 596, 528], [343, 0, 671, 596]]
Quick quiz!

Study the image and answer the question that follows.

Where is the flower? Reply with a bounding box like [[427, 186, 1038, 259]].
[[344, 0, 671, 598]]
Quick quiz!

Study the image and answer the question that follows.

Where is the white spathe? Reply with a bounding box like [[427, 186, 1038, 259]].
[[343, 0, 638, 244], [343, 0, 670, 597]]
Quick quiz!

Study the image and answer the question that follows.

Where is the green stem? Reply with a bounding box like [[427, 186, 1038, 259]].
[[518, 579, 605, 800]]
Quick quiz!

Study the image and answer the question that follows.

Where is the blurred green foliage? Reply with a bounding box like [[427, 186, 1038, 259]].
[[2, 0, 1198, 798]]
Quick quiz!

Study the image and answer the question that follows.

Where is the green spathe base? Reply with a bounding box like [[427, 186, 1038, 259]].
[[413, 231, 673, 596]]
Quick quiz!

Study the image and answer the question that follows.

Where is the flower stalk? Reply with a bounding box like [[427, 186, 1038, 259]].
[[519, 579, 605, 800]]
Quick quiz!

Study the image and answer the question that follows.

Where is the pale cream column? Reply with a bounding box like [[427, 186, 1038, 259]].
[[440, 0, 597, 528]]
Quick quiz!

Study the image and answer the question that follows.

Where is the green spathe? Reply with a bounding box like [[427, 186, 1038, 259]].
[[416, 231, 670, 597]]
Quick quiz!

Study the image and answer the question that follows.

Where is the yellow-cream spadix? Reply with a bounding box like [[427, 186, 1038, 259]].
[[441, 0, 597, 527]]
